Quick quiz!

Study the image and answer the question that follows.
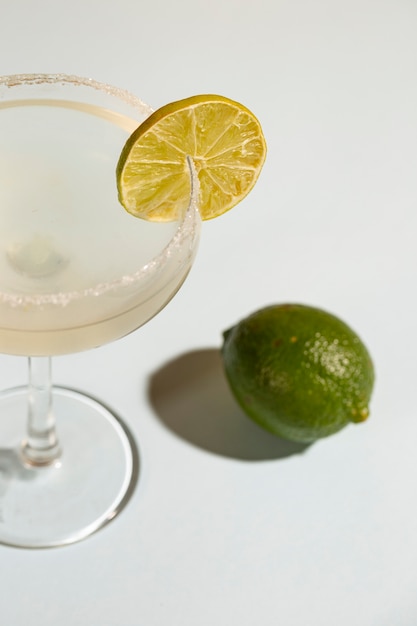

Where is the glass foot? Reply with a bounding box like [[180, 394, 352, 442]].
[[0, 386, 138, 548]]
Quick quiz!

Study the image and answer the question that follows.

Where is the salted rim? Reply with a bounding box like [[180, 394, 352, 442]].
[[0, 73, 152, 116], [0, 73, 200, 308]]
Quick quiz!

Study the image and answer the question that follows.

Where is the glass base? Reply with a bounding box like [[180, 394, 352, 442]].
[[0, 386, 138, 548]]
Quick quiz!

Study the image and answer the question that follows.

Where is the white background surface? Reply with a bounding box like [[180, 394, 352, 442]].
[[1, 0, 417, 624]]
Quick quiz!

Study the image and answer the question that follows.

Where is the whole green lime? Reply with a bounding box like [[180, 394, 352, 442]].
[[221, 304, 375, 443]]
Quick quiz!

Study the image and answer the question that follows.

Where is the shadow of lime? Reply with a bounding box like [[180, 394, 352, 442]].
[[147, 348, 311, 461]]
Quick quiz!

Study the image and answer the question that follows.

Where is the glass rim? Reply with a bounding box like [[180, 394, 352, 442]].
[[0, 73, 201, 308], [0, 72, 153, 117]]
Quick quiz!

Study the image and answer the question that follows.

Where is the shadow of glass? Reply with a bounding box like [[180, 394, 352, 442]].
[[147, 348, 311, 461]]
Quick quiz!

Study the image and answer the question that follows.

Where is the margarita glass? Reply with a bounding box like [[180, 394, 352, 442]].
[[0, 74, 201, 548]]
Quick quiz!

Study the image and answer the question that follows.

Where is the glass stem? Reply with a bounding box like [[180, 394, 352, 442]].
[[22, 356, 61, 466]]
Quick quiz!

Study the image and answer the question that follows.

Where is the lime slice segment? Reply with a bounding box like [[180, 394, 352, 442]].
[[116, 94, 267, 221]]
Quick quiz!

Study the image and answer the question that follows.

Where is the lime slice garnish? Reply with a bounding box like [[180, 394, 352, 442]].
[[116, 94, 267, 221]]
